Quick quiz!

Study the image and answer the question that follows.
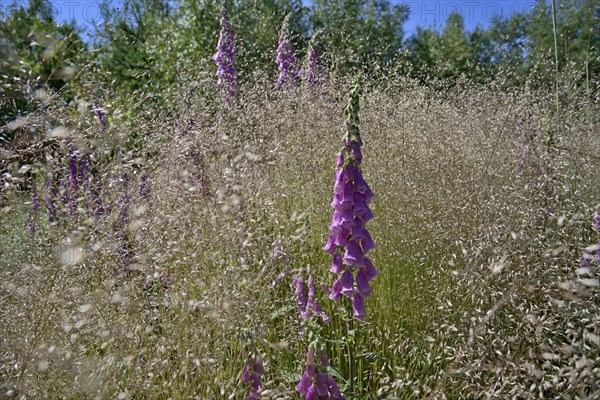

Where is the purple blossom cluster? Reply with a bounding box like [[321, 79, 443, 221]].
[[241, 358, 264, 400], [276, 15, 298, 88], [303, 33, 325, 87], [42, 146, 94, 225], [324, 81, 378, 320], [213, 8, 237, 104], [294, 268, 329, 323], [593, 210, 600, 233], [296, 348, 345, 400], [304, 46, 322, 87]]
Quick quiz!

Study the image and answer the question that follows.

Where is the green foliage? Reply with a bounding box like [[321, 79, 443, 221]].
[[0, 0, 86, 128], [406, 12, 491, 82], [309, 0, 409, 72]]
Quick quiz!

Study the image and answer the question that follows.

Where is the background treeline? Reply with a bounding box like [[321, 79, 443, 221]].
[[1, 0, 599, 127]]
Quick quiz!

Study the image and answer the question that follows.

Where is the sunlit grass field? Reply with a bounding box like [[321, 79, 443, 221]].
[[1, 75, 599, 399]]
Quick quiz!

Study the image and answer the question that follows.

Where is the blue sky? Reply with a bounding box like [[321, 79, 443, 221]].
[[1, 0, 538, 38]]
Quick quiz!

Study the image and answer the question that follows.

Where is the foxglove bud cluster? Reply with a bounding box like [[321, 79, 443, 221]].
[[296, 348, 344, 400], [276, 15, 298, 88], [294, 268, 329, 323], [324, 79, 378, 320], [213, 7, 237, 104], [241, 358, 264, 400]]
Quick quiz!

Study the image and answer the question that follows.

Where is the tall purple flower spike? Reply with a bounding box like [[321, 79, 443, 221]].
[[294, 268, 330, 324], [276, 14, 298, 88], [296, 349, 345, 400], [324, 77, 378, 320], [304, 34, 325, 87], [213, 7, 237, 105]]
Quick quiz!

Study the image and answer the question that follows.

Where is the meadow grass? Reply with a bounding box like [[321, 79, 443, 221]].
[[1, 74, 599, 399]]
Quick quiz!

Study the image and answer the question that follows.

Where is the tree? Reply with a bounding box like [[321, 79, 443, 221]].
[[0, 0, 86, 129], [309, 0, 409, 72]]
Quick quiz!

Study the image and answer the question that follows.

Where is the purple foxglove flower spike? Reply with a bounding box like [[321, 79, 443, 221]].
[[213, 6, 237, 105], [324, 77, 377, 320], [294, 268, 329, 323], [305, 46, 323, 87], [275, 14, 298, 88]]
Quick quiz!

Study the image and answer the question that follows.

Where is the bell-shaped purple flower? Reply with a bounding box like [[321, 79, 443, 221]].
[[343, 240, 364, 267], [296, 371, 312, 394], [361, 229, 375, 253], [336, 152, 344, 168], [353, 192, 370, 218], [326, 375, 344, 399], [323, 234, 336, 254], [315, 374, 329, 396], [363, 258, 379, 281], [333, 169, 346, 194], [352, 293, 366, 320], [331, 251, 342, 274], [351, 218, 365, 240], [340, 181, 354, 208], [340, 209, 354, 230], [340, 268, 354, 298], [356, 268, 371, 297], [329, 278, 342, 301], [306, 385, 317, 400], [351, 144, 362, 163]]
